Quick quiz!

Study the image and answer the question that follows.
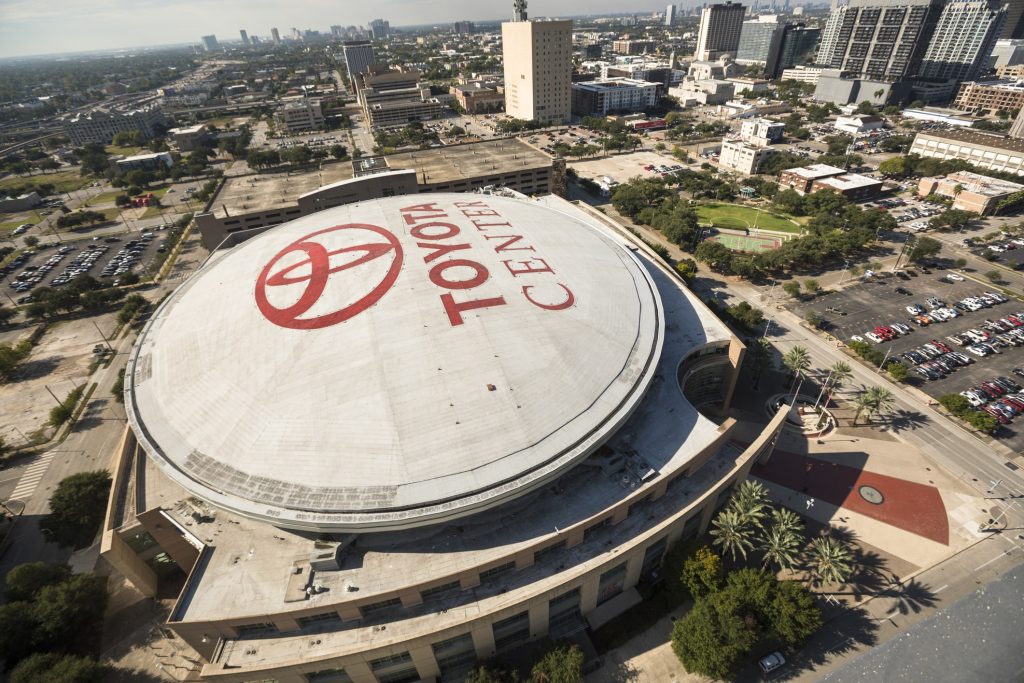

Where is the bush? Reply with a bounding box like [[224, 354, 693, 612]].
[[38, 471, 112, 548], [886, 361, 909, 382], [938, 393, 999, 433], [48, 385, 84, 427], [9, 652, 107, 683], [848, 339, 885, 366], [531, 643, 583, 683]]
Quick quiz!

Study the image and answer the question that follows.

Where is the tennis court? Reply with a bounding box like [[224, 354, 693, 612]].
[[707, 232, 783, 253]]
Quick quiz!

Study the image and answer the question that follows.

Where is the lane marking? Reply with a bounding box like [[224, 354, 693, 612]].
[[935, 584, 948, 593], [974, 551, 1010, 572]]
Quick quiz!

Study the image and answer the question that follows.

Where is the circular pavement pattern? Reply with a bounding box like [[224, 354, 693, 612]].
[[858, 484, 885, 505]]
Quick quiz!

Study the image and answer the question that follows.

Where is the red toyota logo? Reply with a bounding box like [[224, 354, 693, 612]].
[[255, 223, 403, 330]]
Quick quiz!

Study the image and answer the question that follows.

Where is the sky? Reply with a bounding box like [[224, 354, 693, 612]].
[[0, 0, 694, 59]]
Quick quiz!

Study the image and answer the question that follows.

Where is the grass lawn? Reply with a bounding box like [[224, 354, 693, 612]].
[[0, 169, 91, 194], [86, 190, 125, 207], [696, 203, 802, 234], [105, 144, 145, 157], [0, 216, 41, 233]]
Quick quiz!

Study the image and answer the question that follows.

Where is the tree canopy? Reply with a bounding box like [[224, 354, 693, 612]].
[[38, 471, 112, 549]]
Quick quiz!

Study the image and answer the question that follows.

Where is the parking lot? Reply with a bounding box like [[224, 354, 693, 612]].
[[1, 229, 171, 301], [792, 271, 1024, 451]]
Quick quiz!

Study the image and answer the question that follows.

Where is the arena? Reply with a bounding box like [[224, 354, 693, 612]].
[[102, 191, 788, 683]]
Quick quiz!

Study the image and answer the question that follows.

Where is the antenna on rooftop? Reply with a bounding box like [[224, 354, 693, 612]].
[[513, 0, 528, 22]]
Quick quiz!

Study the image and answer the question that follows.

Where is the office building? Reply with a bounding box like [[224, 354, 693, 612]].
[[812, 172, 884, 198], [369, 18, 391, 39], [115, 152, 173, 174], [103, 181, 788, 682], [450, 80, 505, 113], [612, 39, 657, 55], [1001, 0, 1024, 39], [342, 40, 376, 84], [821, 0, 945, 81], [910, 128, 1024, 175], [740, 117, 785, 146], [200, 34, 219, 52], [917, 170, 1024, 213], [356, 66, 446, 127], [666, 3, 678, 26], [502, 19, 573, 124], [778, 163, 848, 193], [454, 20, 476, 34], [271, 27, 281, 44], [719, 139, 775, 174], [769, 24, 820, 78], [1010, 104, 1024, 137], [696, 2, 746, 60], [571, 79, 660, 116], [737, 15, 783, 65], [273, 98, 325, 133], [815, 4, 847, 66], [952, 79, 1024, 112], [167, 124, 210, 152], [779, 64, 825, 83], [919, 0, 1006, 82], [239, 29, 250, 47], [61, 102, 167, 146]]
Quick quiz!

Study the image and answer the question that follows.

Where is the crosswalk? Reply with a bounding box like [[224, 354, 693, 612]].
[[8, 452, 55, 502]]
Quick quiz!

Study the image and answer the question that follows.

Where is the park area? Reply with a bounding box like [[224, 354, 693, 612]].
[[696, 203, 802, 234], [706, 231, 784, 253]]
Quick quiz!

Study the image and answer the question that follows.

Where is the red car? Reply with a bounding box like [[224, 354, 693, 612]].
[[983, 405, 1010, 424], [930, 339, 953, 353]]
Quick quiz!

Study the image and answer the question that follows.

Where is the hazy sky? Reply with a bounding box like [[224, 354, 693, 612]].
[[0, 0, 691, 59]]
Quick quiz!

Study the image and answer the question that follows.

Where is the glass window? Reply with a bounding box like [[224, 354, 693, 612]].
[[597, 562, 627, 606], [361, 597, 402, 618], [492, 611, 530, 652]]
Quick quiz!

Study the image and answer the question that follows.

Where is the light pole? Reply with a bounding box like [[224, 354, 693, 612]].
[[839, 260, 852, 284]]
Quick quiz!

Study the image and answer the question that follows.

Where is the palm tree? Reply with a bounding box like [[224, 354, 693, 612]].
[[762, 525, 802, 572], [826, 361, 853, 404], [730, 479, 771, 530], [748, 338, 773, 390], [710, 508, 756, 561], [770, 507, 805, 537], [809, 536, 855, 586], [866, 386, 896, 421], [782, 346, 812, 391], [852, 390, 875, 425]]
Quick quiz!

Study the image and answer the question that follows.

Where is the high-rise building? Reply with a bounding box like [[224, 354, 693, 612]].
[[502, 19, 573, 124], [769, 24, 821, 77], [666, 3, 677, 26], [200, 35, 219, 52], [1001, 0, 1024, 39], [331, 25, 343, 37], [369, 18, 391, 39], [454, 20, 476, 34], [919, 0, 1006, 82], [816, 4, 847, 66], [823, 0, 945, 81], [342, 40, 376, 83], [696, 2, 747, 60], [239, 29, 250, 47], [271, 27, 281, 44], [737, 15, 783, 64], [1009, 103, 1024, 137]]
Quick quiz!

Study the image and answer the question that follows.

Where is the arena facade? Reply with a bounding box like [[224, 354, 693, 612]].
[[102, 191, 788, 683]]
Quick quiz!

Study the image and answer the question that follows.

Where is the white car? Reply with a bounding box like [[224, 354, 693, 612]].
[[967, 345, 989, 357], [946, 272, 965, 281], [865, 332, 884, 343], [850, 335, 865, 343], [891, 322, 911, 334], [906, 305, 924, 315]]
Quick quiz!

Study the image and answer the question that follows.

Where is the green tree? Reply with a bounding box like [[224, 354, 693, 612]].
[[782, 346, 812, 387], [803, 278, 820, 296], [9, 652, 106, 683], [761, 525, 801, 572], [782, 281, 802, 299], [465, 664, 518, 683], [852, 390, 875, 425], [825, 361, 852, 405], [878, 157, 908, 177], [865, 385, 896, 421], [939, 393, 971, 414], [680, 545, 724, 599], [674, 258, 698, 282], [710, 508, 756, 561], [694, 240, 733, 272], [809, 536, 854, 586], [907, 236, 942, 264], [671, 589, 756, 680], [30, 573, 109, 651], [5, 562, 72, 602], [530, 643, 583, 683], [805, 311, 824, 329], [769, 580, 823, 645], [748, 337, 773, 391], [38, 471, 112, 549], [730, 479, 771, 530], [0, 305, 16, 327], [0, 601, 38, 664], [886, 362, 909, 382], [23, 235, 40, 248]]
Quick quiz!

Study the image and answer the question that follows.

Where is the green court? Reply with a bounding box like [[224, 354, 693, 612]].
[[708, 232, 782, 253], [696, 203, 802, 234]]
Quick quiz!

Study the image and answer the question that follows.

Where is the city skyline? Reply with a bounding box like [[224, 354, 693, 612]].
[[0, 0, 714, 59]]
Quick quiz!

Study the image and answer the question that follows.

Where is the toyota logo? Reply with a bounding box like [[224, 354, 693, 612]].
[[255, 223, 403, 330]]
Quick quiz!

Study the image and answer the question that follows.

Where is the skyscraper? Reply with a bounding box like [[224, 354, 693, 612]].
[[737, 15, 783, 64], [239, 30, 250, 47], [514, 0, 528, 21], [823, 0, 945, 81], [271, 27, 281, 44], [696, 2, 747, 60], [200, 35, 219, 52], [368, 18, 391, 39], [502, 19, 573, 124], [816, 4, 847, 66], [342, 40, 376, 83], [666, 4, 677, 26], [769, 24, 821, 77], [1001, 0, 1024, 39], [919, 0, 1007, 81]]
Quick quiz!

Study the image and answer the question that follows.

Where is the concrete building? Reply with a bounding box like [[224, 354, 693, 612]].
[[666, 3, 677, 26], [779, 65, 825, 83], [194, 139, 561, 249], [813, 69, 913, 105], [570, 79, 659, 116], [729, 76, 771, 94], [103, 186, 788, 683], [917, 170, 1024, 213], [812, 172, 884, 198], [901, 107, 977, 126], [356, 66, 446, 127], [239, 29, 250, 47], [200, 34, 219, 52], [115, 152, 173, 173], [450, 81, 505, 114], [502, 19, 573, 125], [919, 0, 1006, 82], [719, 139, 775, 174], [952, 79, 1024, 113], [167, 124, 209, 152], [0, 192, 40, 213], [61, 102, 167, 146], [991, 39, 1024, 67], [1010, 104, 1024, 137], [696, 2, 746, 60], [740, 117, 785, 146], [737, 15, 783, 65], [1002, 0, 1024, 39], [670, 79, 736, 105], [612, 40, 657, 55], [816, 4, 848, 67], [910, 128, 1024, 175], [834, 114, 886, 134], [274, 98, 325, 133], [687, 57, 742, 80], [778, 163, 848, 193], [368, 18, 391, 39], [271, 27, 281, 44], [342, 41, 376, 85]]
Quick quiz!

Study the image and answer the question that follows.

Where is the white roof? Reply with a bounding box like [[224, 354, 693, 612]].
[[126, 194, 664, 532]]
